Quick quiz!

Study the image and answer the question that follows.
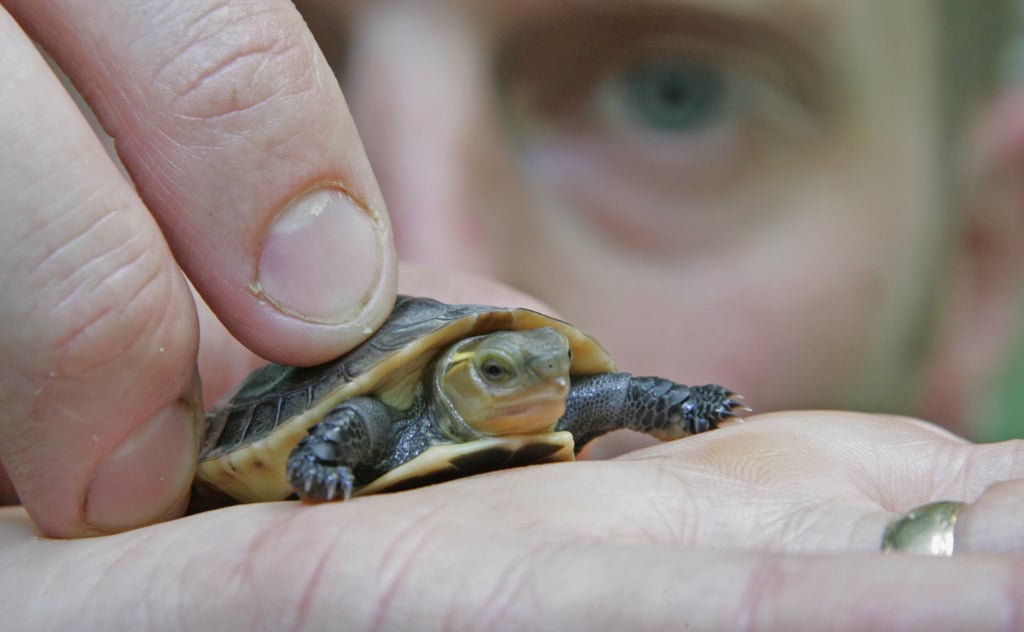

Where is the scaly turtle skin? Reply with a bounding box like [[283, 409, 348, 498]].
[[197, 296, 745, 503]]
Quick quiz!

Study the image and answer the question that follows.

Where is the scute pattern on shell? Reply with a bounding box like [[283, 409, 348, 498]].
[[202, 297, 492, 457], [196, 295, 615, 503]]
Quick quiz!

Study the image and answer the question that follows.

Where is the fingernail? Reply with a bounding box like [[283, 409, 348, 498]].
[[85, 400, 198, 533], [257, 185, 385, 323]]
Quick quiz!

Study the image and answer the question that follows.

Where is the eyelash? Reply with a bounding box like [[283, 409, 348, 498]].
[[513, 51, 813, 142], [490, 16, 828, 256], [596, 54, 740, 137], [495, 7, 827, 144]]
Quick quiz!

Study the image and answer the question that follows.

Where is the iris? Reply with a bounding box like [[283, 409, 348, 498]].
[[618, 61, 727, 133]]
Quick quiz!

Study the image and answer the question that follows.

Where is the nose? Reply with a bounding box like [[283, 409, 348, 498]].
[[529, 359, 570, 384], [527, 345, 572, 381], [343, 5, 510, 273]]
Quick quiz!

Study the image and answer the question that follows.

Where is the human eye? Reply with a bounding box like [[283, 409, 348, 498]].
[[499, 11, 823, 176], [495, 7, 829, 254], [597, 55, 732, 137]]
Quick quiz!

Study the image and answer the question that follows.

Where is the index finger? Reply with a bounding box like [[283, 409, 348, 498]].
[[7, 0, 398, 365]]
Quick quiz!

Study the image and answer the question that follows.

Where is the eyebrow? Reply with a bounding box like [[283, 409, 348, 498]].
[[491, 0, 833, 43], [491, 0, 835, 73], [498, 0, 837, 104]]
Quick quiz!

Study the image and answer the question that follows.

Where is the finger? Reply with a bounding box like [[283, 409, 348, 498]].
[[0, 468, 15, 505], [397, 262, 560, 314], [191, 264, 560, 406], [0, 8, 200, 536], [951, 439, 1024, 496], [604, 413, 1020, 552], [681, 411, 1018, 505], [956, 479, 1024, 553], [1, 504, 1020, 631], [5, 0, 397, 366], [192, 284, 264, 405]]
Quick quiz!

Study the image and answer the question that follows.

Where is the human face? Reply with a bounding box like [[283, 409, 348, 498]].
[[296, 0, 946, 417]]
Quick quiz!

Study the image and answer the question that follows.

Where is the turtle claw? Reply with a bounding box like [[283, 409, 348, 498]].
[[287, 456, 356, 503], [723, 398, 753, 418], [683, 384, 751, 428], [324, 471, 354, 502], [283, 401, 389, 502], [286, 433, 357, 503]]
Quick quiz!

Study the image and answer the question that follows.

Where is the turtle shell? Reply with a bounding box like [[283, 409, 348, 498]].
[[196, 295, 615, 502]]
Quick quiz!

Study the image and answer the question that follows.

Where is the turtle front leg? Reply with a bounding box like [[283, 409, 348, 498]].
[[286, 397, 394, 502], [556, 374, 746, 453]]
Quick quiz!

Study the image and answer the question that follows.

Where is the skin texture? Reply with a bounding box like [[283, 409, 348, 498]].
[[0, 0, 1022, 628], [0, 0, 401, 537], [318, 0, 1024, 439], [2, 414, 1024, 629]]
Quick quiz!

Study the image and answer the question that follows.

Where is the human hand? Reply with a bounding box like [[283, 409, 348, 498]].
[[0, 0, 399, 536], [2, 2, 1022, 628], [1, 412, 1021, 629]]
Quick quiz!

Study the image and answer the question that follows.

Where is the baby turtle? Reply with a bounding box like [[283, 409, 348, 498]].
[[197, 296, 745, 503]]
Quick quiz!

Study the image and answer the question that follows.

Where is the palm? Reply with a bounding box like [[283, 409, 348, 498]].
[[3, 413, 1021, 629]]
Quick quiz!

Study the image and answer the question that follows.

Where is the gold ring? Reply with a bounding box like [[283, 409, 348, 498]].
[[881, 501, 967, 556]]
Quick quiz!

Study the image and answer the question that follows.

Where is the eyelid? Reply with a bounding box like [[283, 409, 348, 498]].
[[480, 357, 515, 383], [497, 6, 832, 129], [480, 354, 512, 370], [603, 46, 820, 139]]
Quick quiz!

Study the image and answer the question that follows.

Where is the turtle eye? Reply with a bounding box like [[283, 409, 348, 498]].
[[480, 358, 513, 383]]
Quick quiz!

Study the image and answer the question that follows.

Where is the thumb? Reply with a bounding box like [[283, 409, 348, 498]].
[[0, 0, 396, 537], [10, 0, 398, 366]]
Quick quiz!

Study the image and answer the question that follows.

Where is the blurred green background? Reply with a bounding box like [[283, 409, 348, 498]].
[[989, 327, 1024, 441], [987, 13, 1024, 442]]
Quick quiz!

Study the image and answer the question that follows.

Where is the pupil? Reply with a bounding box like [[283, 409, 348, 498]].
[[621, 61, 725, 132]]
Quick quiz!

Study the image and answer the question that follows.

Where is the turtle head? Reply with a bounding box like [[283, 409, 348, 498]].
[[437, 327, 572, 436]]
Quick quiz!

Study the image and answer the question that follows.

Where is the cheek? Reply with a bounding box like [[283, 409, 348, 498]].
[[591, 240, 883, 412], [499, 184, 932, 414]]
